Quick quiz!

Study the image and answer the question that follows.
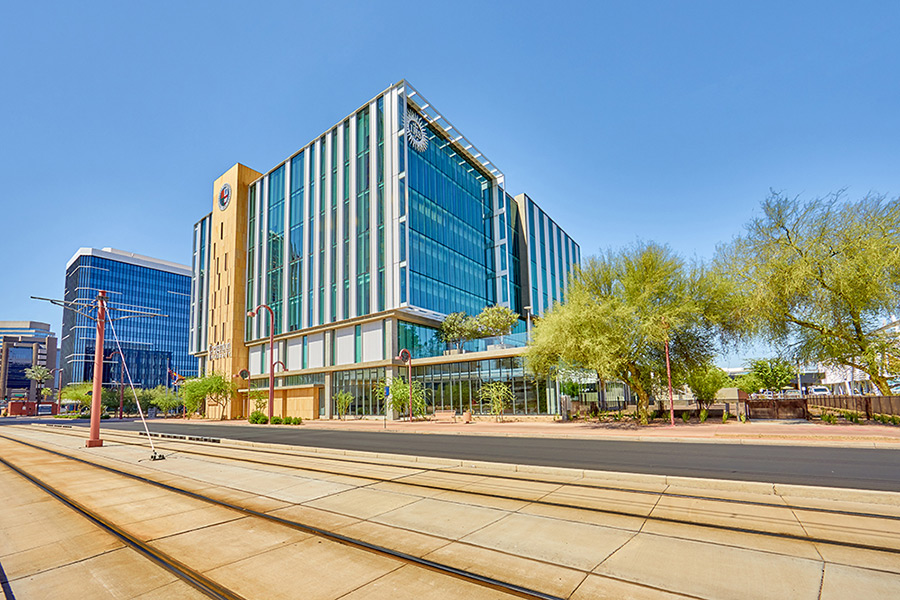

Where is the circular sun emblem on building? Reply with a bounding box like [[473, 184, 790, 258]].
[[218, 183, 232, 210], [405, 109, 428, 153]]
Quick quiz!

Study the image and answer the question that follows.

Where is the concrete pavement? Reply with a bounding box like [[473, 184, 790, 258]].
[[2, 424, 900, 598]]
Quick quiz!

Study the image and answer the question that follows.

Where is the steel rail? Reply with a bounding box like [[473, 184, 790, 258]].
[[86, 426, 900, 523], [0, 433, 565, 600], [13, 428, 900, 555], [0, 454, 246, 600]]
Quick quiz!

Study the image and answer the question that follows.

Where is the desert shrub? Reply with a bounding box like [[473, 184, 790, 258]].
[[681, 411, 691, 423], [722, 412, 730, 423], [271, 416, 283, 425], [249, 410, 268, 424], [699, 409, 709, 423]]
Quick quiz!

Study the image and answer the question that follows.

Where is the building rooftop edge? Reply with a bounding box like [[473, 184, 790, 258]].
[[0, 321, 51, 330], [65, 247, 191, 275], [247, 79, 504, 188]]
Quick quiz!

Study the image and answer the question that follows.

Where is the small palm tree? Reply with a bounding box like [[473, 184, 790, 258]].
[[25, 365, 54, 403]]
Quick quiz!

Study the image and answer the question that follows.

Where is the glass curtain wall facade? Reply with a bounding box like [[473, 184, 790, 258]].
[[516, 194, 581, 316], [191, 81, 582, 418], [62, 248, 197, 389], [245, 81, 510, 341]]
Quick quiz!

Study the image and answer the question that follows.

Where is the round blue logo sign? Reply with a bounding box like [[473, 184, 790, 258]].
[[218, 183, 232, 210]]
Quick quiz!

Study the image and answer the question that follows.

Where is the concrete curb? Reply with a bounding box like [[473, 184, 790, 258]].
[[99, 417, 900, 449]]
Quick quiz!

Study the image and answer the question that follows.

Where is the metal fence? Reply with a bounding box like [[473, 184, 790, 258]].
[[806, 395, 900, 419]]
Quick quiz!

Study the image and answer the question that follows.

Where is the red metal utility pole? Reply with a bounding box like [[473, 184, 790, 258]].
[[86, 291, 107, 447]]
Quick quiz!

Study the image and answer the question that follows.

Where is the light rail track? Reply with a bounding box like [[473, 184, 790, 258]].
[[0, 453, 246, 600], [22, 425, 900, 556], [0, 432, 567, 600]]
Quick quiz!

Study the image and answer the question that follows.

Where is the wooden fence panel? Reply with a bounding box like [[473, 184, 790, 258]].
[[807, 395, 900, 417], [746, 399, 808, 420]]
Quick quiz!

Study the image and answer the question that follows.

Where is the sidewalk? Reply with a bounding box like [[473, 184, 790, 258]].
[[143, 415, 900, 448]]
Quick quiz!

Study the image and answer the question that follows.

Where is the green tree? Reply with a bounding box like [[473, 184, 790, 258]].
[[478, 381, 515, 420], [147, 385, 182, 415], [180, 377, 208, 416], [686, 363, 731, 410], [527, 242, 732, 425], [24, 365, 53, 401], [335, 390, 353, 420], [734, 373, 764, 396], [560, 378, 580, 399], [374, 377, 427, 419], [474, 305, 519, 341], [204, 373, 235, 419], [249, 389, 268, 413], [717, 191, 900, 395], [59, 382, 92, 412], [439, 312, 479, 351], [748, 358, 795, 392]]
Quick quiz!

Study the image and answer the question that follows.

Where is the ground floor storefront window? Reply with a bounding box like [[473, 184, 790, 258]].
[[332, 367, 386, 416], [413, 356, 554, 415]]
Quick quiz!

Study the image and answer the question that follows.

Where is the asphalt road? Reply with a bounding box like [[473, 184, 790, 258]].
[[10, 418, 900, 492]]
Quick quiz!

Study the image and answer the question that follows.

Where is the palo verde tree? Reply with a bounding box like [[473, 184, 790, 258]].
[[147, 385, 182, 416], [374, 377, 428, 419], [180, 373, 235, 418], [686, 363, 731, 411], [527, 242, 734, 425], [439, 312, 479, 350], [475, 305, 519, 341], [747, 357, 795, 392], [716, 191, 900, 395], [734, 372, 764, 396], [478, 381, 515, 421]]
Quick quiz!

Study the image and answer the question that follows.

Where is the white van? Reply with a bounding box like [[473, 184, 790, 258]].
[[807, 386, 830, 396]]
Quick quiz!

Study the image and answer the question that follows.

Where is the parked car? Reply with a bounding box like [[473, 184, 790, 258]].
[[807, 386, 830, 396], [782, 389, 802, 399]]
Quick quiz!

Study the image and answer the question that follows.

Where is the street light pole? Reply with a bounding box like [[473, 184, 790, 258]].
[[523, 305, 532, 339], [247, 304, 275, 422]]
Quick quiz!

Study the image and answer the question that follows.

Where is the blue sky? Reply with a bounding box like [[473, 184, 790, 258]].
[[2, 1, 898, 367]]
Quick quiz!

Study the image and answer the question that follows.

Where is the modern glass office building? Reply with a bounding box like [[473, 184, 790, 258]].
[[0, 321, 57, 403], [191, 81, 579, 419], [61, 248, 197, 389]]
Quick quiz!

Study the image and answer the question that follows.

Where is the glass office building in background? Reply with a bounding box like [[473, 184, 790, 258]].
[[191, 81, 579, 419], [0, 321, 58, 403], [61, 247, 197, 389]]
